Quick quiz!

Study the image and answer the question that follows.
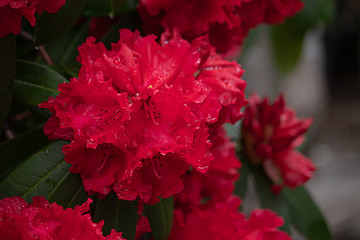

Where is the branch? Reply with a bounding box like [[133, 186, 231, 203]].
[[19, 30, 54, 66]]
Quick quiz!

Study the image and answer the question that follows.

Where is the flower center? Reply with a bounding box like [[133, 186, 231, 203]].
[[94, 106, 123, 127], [141, 156, 163, 179], [142, 97, 161, 125], [97, 143, 119, 170]]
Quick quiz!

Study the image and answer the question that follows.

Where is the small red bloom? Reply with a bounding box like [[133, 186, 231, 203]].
[[169, 196, 291, 240], [242, 93, 316, 191], [40, 29, 246, 203], [138, 0, 303, 53], [0, 196, 123, 240], [175, 126, 241, 210], [0, 0, 65, 38], [135, 215, 151, 240]]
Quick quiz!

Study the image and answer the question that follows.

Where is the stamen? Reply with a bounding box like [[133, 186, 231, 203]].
[[97, 144, 119, 170], [141, 156, 162, 179], [93, 105, 123, 128], [142, 97, 161, 125], [151, 162, 162, 179]]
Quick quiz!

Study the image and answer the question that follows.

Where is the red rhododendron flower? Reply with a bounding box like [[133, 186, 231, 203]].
[[40, 29, 247, 203], [0, 196, 123, 240], [0, 0, 65, 38], [242, 93, 316, 192], [175, 126, 241, 210], [169, 196, 291, 240], [138, 0, 303, 53], [135, 215, 151, 240]]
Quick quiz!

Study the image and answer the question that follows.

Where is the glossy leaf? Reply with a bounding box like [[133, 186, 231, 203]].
[[93, 192, 138, 239], [0, 127, 49, 181], [84, 0, 111, 16], [47, 172, 88, 209], [145, 197, 174, 240], [0, 35, 16, 129], [0, 141, 69, 202], [14, 60, 67, 105], [283, 187, 333, 240], [59, 21, 89, 74], [250, 163, 292, 233], [111, 0, 138, 16], [35, 0, 88, 45]]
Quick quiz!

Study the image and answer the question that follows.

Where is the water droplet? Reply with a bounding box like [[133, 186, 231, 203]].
[[197, 166, 208, 171], [43, 149, 49, 155], [114, 58, 121, 64]]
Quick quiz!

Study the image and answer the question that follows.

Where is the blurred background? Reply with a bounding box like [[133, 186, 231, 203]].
[[240, 0, 360, 239]]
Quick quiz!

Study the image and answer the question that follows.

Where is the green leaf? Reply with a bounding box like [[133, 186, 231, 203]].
[[234, 159, 249, 204], [250, 163, 292, 233], [35, 0, 88, 45], [93, 192, 138, 239], [144, 197, 174, 240], [14, 60, 67, 105], [0, 127, 49, 181], [84, 0, 111, 16], [283, 187, 333, 240], [270, 0, 335, 74], [0, 141, 69, 202], [100, 12, 141, 48], [47, 172, 88, 209], [59, 21, 89, 73], [270, 20, 305, 75], [0, 34, 16, 129], [111, 0, 138, 16]]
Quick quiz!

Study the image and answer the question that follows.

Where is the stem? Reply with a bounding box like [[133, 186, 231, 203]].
[[13, 110, 32, 122], [19, 30, 54, 66], [38, 46, 54, 66]]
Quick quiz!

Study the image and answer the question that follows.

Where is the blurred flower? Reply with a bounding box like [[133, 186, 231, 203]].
[[169, 196, 291, 240], [0, 196, 123, 240], [135, 215, 151, 240], [0, 0, 65, 38], [242, 93, 316, 192], [40, 29, 247, 204], [138, 0, 303, 54]]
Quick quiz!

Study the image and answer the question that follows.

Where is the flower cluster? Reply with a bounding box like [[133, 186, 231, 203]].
[[242, 94, 316, 192], [0, 196, 123, 240], [0, 0, 65, 38], [138, 0, 303, 53], [40, 29, 247, 204], [135, 128, 291, 240]]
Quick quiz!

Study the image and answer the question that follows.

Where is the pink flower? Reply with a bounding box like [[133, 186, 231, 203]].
[[0, 0, 65, 38], [169, 196, 291, 240], [138, 0, 303, 54], [0, 196, 123, 240], [242, 93, 316, 192], [40, 29, 247, 203]]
